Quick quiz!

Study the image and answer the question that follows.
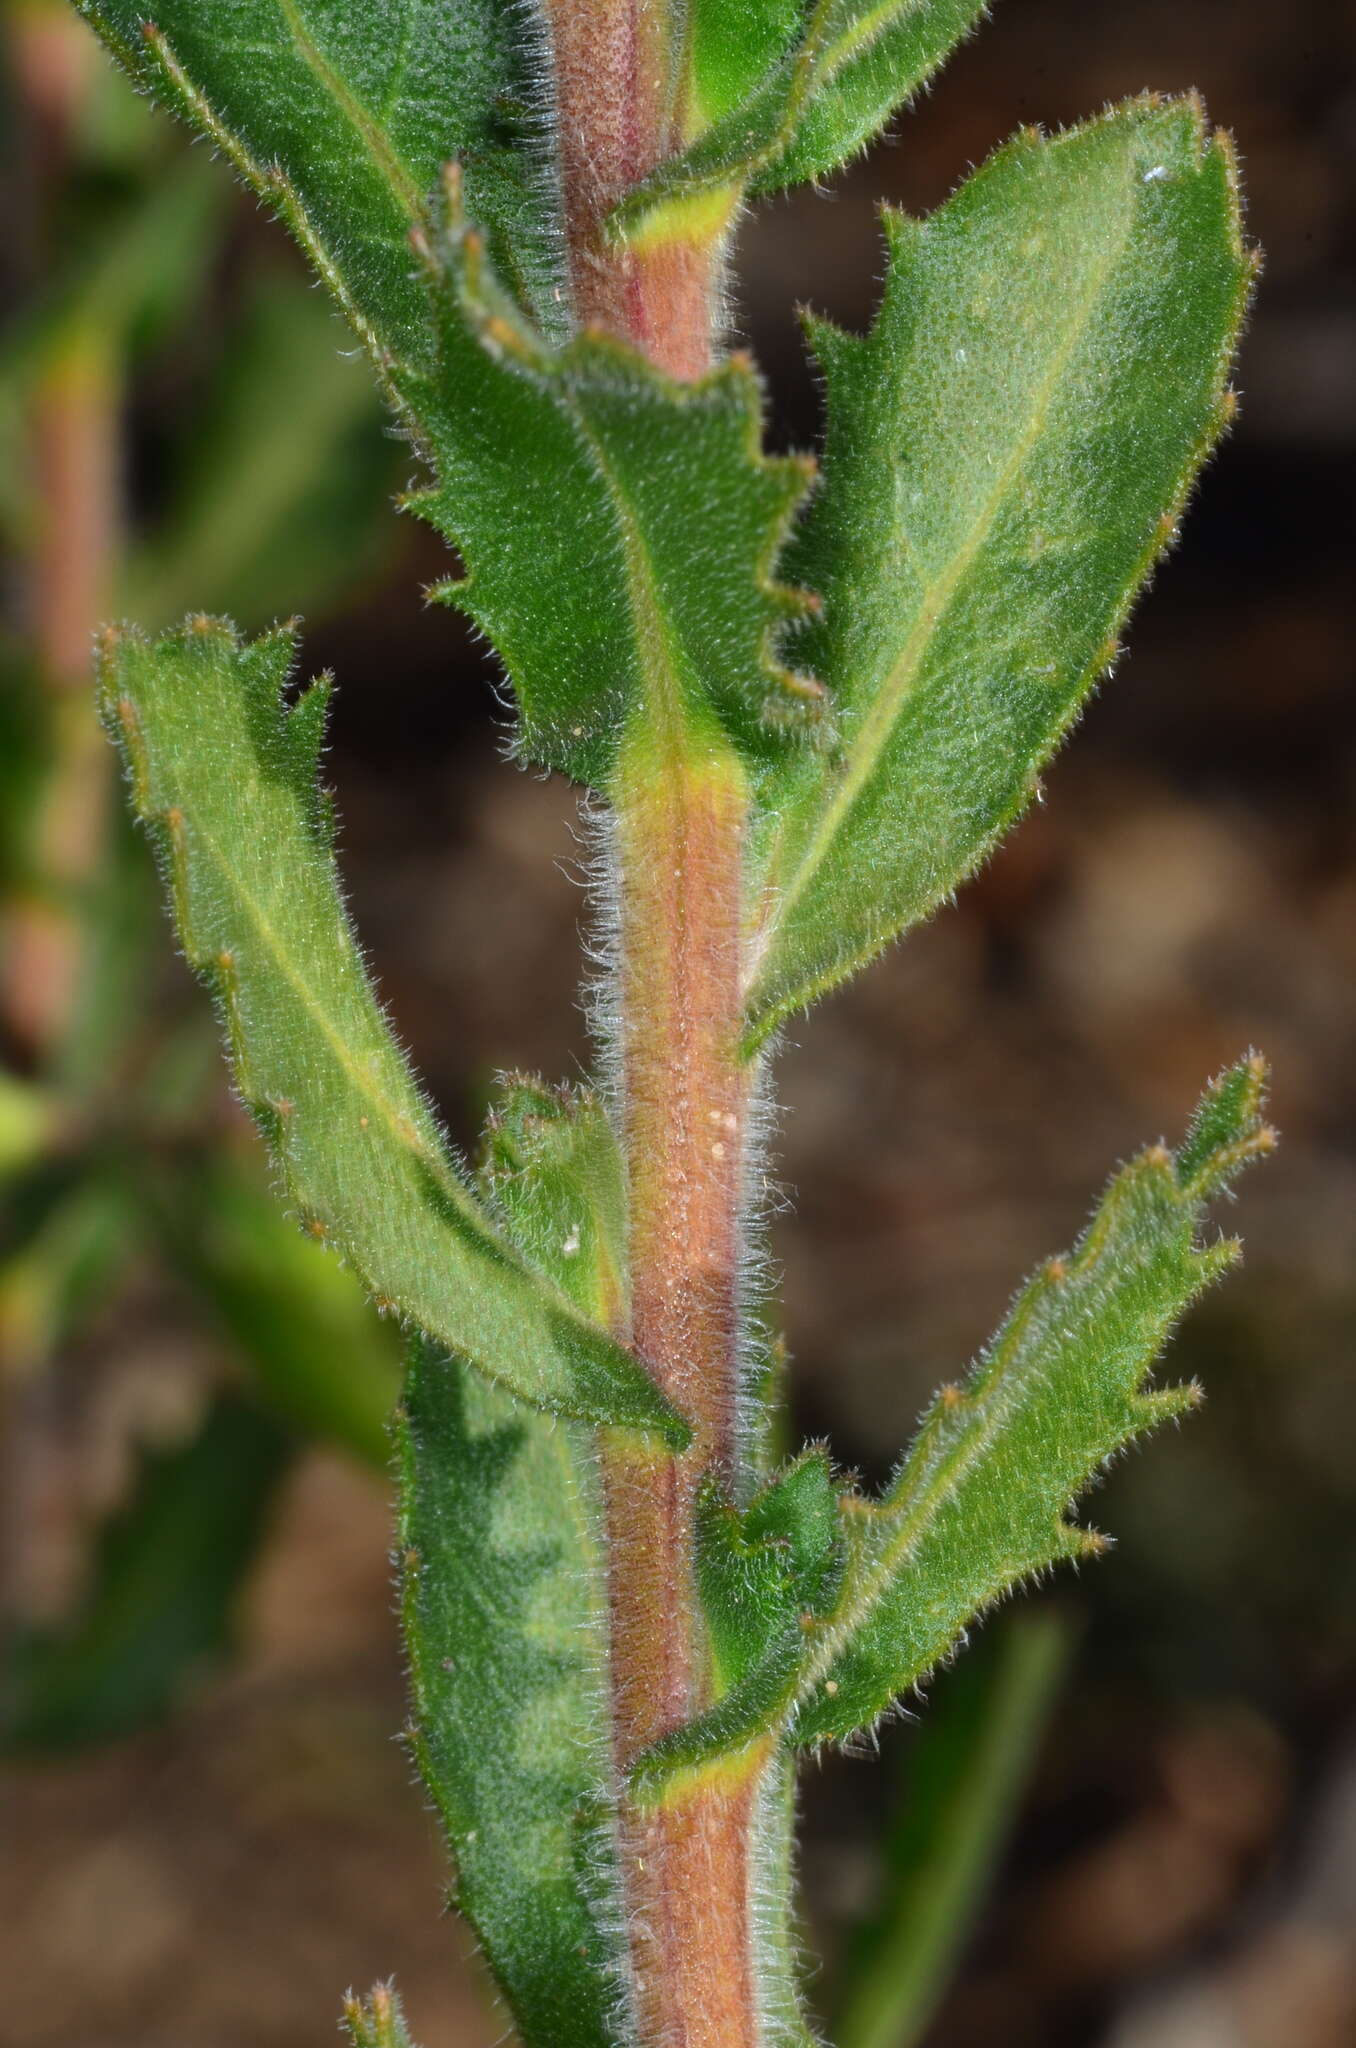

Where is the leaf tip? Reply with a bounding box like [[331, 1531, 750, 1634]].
[[1196, 1234, 1244, 1286], [1214, 386, 1242, 436], [1177, 1052, 1274, 1196], [1208, 121, 1247, 224], [341, 1980, 418, 2048], [1133, 1379, 1206, 1432]]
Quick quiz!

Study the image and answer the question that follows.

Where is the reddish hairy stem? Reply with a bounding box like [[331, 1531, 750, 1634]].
[[541, 0, 717, 379], [605, 755, 765, 2048], [606, 756, 748, 1756], [542, 8, 765, 2035]]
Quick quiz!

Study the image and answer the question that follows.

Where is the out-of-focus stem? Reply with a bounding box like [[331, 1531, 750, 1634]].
[[3, 6, 120, 1061], [6, 331, 120, 1057]]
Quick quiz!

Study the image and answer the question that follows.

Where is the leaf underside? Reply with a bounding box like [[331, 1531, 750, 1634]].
[[400, 1342, 624, 2048], [631, 1057, 1273, 1799], [97, 618, 682, 1444], [744, 97, 1251, 1046], [399, 1082, 633, 2048]]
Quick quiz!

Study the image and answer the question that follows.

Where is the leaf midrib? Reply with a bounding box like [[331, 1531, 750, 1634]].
[[638, 1281, 1055, 1783], [816, 0, 930, 83], [180, 786, 591, 1335], [792, 1166, 1174, 1713], [273, 0, 425, 221], [744, 142, 1140, 1009], [791, 1292, 1050, 1710], [567, 397, 695, 760]]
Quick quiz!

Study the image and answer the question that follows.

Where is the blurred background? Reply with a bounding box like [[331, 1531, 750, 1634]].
[[0, 1, 1352, 2043]]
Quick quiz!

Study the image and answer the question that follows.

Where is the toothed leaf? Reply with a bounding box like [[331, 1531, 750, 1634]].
[[75, 0, 566, 359], [631, 1060, 1271, 1796], [400, 1082, 635, 2048], [98, 619, 685, 1444], [613, 0, 988, 242], [744, 100, 1250, 1045], [398, 188, 817, 784]]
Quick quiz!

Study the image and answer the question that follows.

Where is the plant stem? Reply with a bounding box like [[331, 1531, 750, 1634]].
[[3, 5, 119, 1061], [541, 0, 718, 379], [605, 727, 766, 2048], [542, 6, 770, 2037]]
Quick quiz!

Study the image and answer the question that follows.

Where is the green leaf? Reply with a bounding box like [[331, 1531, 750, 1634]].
[[75, 0, 567, 359], [698, 1451, 842, 1696], [685, 0, 803, 132], [399, 1082, 636, 2048], [630, 1057, 1272, 1797], [478, 1074, 630, 1327], [758, 0, 990, 193], [833, 1611, 1070, 2048], [795, 1057, 1273, 1747], [744, 98, 1251, 1046], [97, 617, 686, 1445], [4, 1394, 292, 1750], [612, 0, 988, 243], [342, 1984, 420, 2048], [399, 175, 817, 783], [400, 1346, 624, 2048]]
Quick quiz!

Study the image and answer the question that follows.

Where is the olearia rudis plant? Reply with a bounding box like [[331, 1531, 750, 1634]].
[[69, 2, 1271, 2043]]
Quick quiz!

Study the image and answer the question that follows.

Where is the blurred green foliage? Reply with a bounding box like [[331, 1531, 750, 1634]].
[[833, 1612, 1071, 2048], [1, 6, 402, 1752], [4, 1392, 293, 1747]]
